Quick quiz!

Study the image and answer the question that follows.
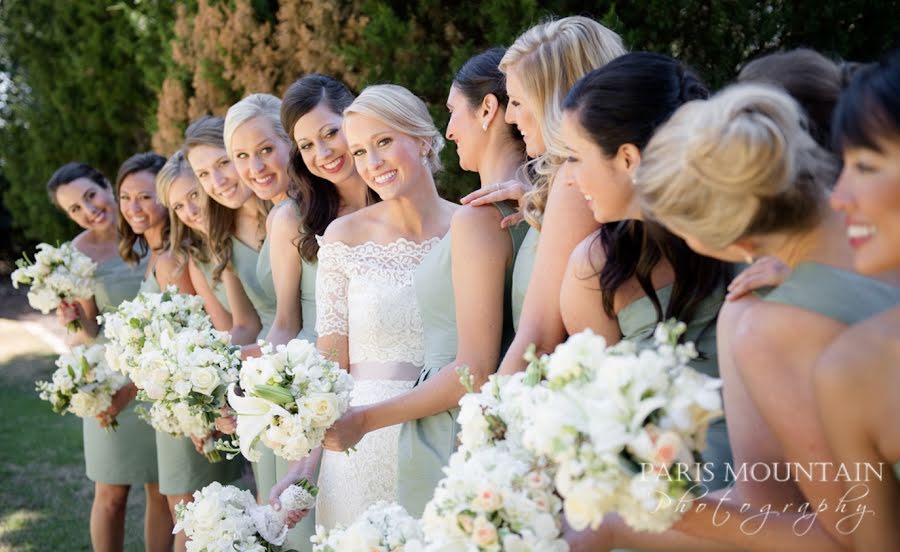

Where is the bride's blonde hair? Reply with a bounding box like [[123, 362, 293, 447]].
[[635, 83, 839, 250], [500, 16, 625, 227]]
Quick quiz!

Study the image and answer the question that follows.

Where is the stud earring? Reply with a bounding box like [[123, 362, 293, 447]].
[[420, 154, 428, 167], [744, 254, 755, 265], [482, 121, 488, 131]]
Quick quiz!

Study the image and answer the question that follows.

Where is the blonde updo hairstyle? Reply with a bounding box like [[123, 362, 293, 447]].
[[224, 93, 292, 160], [500, 16, 626, 227], [343, 84, 445, 175], [156, 150, 209, 276], [635, 83, 839, 251]]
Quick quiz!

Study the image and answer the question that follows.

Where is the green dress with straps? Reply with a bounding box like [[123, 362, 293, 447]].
[[83, 254, 159, 486], [760, 262, 900, 324], [257, 240, 319, 550], [398, 202, 529, 516], [139, 273, 244, 495], [196, 258, 230, 311], [234, 237, 275, 336], [510, 225, 539, 332], [617, 284, 732, 490]]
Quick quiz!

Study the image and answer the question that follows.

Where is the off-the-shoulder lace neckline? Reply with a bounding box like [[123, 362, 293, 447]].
[[316, 235, 442, 249]]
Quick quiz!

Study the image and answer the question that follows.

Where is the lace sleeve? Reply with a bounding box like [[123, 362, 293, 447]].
[[315, 240, 350, 337]]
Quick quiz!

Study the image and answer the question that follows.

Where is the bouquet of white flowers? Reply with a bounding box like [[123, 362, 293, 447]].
[[11, 242, 96, 331], [311, 501, 424, 552], [223, 338, 353, 462], [174, 480, 318, 551], [100, 286, 210, 377], [455, 368, 537, 457], [421, 444, 567, 552], [520, 323, 724, 533], [101, 288, 239, 461], [36, 343, 128, 428]]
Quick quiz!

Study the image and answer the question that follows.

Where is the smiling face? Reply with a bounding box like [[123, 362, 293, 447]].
[[504, 65, 545, 157], [445, 84, 486, 172], [230, 117, 292, 201], [54, 177, 118, 231], [167, 174, 207, 234], [118, 170, 167, 235], [831, 139, 900, 275], [560, 110, 638, 224], [186, 144, 254, 209], [292, 102, 356, 185], [344, 113, 429, 201]]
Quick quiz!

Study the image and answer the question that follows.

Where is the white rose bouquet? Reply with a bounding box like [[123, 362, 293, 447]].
[[421, 444, 567, 552], [174, 479, 318, 551], [520, 323, 724, 533], [311, 501, 424, 552], [11, 242, 96, 331], [223, 338, 353, 462], [101, 288, 239, 461], [35, 343, 128, 428], [100, 286, 210, 377]]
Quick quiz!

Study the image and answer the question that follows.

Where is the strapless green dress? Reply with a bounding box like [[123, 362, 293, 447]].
[[398, 202, 529, 516], [617, 284, 732, 490], [83, 254, 158, 486], [140, 272, 244, 495]]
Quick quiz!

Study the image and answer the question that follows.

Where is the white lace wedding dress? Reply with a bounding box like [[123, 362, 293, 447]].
[[314, 236, 438, 528]]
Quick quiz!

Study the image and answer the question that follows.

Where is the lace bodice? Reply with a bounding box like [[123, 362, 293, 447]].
[[315, 237, 438, 366]]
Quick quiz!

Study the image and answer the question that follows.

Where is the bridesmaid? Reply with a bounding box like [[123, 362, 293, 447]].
[[569, 85, 900, 551], [47, 162, 170, 552], [184, 116, 270, 337], [322, 49, 529, 517], [119, 152, 243, 552], [817, 51, 900, 550], [155, 150, 232, 332], [223, 94, 301, 503], [558, 53, 733, 488], [265, 74, 377, 549], [158, 149, 262, 345], [458, 17, 626, 375]]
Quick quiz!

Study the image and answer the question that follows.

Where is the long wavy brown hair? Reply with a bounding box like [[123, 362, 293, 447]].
[[114, 152, 167, 265]]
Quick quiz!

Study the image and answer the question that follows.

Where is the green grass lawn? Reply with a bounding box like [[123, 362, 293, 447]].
[[0, 321, 146, 551]]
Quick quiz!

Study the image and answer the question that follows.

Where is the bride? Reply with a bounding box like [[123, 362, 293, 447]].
[[308, 84, 456, 527]]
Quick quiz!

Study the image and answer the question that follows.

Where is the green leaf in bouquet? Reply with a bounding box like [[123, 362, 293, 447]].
[[214, 436, 242, 460], [294, 477, 319, 497], [457, 365, 475, 393], [252, 384, 294, 405], [79, 355, 91, 377], [129, 318, 142, 329], [67, 365, 77, 380]]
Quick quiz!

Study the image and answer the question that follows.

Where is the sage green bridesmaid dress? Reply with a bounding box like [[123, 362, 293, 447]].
[[257, 236, 319, 549], [398, 202, 529, 516], [234, 237, 275, 336], [196, 258, 230, 311], [140, 269, 243, 495], [83, 254, 159, 486], [510, 224, 539, 332], [617, 284, 732, 490]]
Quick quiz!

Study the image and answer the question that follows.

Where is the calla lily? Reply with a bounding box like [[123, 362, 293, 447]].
[[227, 383, 290, 461]]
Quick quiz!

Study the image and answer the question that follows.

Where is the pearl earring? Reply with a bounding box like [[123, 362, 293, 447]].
[[482, 121, 488, 131], [420, 154, 428, 167]]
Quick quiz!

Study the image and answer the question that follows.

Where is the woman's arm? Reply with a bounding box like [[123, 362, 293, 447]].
[[188, 257, 232, 331], [323, 205, 510, 450], [261, 206, 303, 347], [221, 267, 262, 345], [499, 179, 599, 374], [559, 232, 622, 343], [816, 322, 900, 551], [154, 251, 195, 294]]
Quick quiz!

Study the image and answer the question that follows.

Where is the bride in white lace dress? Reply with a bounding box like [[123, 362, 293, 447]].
[[312, 84, 457, 528]]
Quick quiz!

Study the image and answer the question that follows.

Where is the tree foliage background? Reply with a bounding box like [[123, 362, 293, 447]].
[[1, 0, 896, 266]]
